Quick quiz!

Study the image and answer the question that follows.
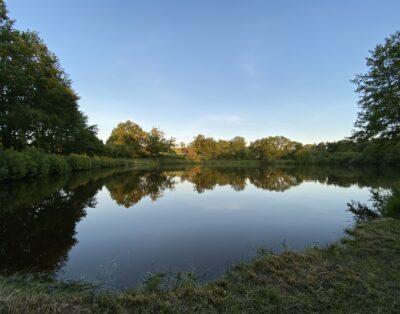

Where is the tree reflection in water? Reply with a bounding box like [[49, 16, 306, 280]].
[[102, 166, 399, 207], [0, 165, 397, 277], [105, 171, 176, 208], [0, 170, 120, 275]]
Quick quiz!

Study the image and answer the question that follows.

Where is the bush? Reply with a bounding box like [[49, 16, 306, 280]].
[[381, 142, 400, 164], [48, 154, 69, 174], [0, 149, 133, 181], [1, 150, 27, 179], [23, 148, 51, 177], [330, 152, 362, 164], [67, 154, 92, 171]]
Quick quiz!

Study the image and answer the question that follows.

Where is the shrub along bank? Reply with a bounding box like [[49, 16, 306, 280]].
[[0, 148, 134, 181]]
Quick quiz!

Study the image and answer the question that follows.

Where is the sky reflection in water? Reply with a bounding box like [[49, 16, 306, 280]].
[[1, 166, 395, 288]]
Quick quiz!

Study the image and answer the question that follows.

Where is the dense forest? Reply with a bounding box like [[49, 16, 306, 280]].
[[0, 0, 399, 181]]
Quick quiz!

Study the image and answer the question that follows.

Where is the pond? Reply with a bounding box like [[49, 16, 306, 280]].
[[0, 165, 396, 289]]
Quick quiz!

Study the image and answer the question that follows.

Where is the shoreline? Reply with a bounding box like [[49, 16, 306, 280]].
[[2, 147, 399, 182]]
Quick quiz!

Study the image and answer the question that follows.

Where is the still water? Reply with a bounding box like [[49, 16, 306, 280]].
[[0, 165, 396, 289]]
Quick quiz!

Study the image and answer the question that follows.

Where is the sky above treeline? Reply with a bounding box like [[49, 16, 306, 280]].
[[8, 0, 400, 144]]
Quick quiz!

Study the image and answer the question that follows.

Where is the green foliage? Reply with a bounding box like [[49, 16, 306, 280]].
[[0, 0, 8, 24], [381, 140, 400, 164], [1, 150, 27, 179], [67, 154, 92, 171], [0, 148, 67, 179], [0, 1, 105, 155], [106, 170, 175, 207], [357, 139, 400, 164], [249, 136, 297, 160], [66, 154, 131, 171], [106, 120, 148, 157], [0, 148, 132, 181], [185, 135, 249, 160], [330, 152, 362, 164], [352, 31, 400, 141], [106, 121, 176, 158], [47, 154, 69, 174], [189, 134, 217, 159], [142, 273, 166, 292], [348, 187, 400, 221], [145, 127, 175, 156], [179, 133, 398, 165]]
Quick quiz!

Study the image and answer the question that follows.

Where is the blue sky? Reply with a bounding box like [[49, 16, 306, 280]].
[[7, 0, 400, 144]]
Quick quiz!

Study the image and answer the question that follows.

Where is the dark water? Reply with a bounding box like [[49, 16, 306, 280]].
[[0, 165, 397, 289]]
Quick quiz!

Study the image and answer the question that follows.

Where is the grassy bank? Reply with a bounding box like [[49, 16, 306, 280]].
[[0, 218, 399, 313]]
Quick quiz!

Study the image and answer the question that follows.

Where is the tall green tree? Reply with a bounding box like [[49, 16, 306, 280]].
[[106, 120, 148, 157], [249, 136, 296, 160], [191, 135, 217, 159], [0, 0, 8, 26], [145, 127, 175, 156], [352, 31, 400, 141], [0, 0, 101, 153], [229, 136, 247, 159]]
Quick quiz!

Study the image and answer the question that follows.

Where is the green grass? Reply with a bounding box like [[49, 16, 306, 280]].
[[1, 218, 399, 313]]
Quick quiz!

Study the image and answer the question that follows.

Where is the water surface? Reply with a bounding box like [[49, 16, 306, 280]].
[[0, 165, 396, 289]]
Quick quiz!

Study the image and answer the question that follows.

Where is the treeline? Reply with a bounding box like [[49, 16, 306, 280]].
[[104, 121, 176, 158], [103, 122, 400, 164], [181, 135, 400, 164]]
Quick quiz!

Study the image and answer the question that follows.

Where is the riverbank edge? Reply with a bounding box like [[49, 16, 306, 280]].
[[0, 149, 138, 181], [1, 217, 399, 313], [2, 146, 398, 182]]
